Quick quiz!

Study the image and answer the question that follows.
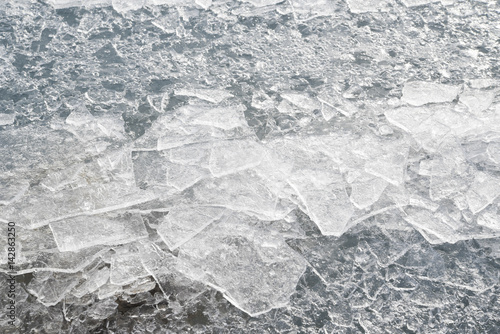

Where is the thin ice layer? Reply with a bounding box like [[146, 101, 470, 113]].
[[155, 206, 226, 250], [50, 212, 148, 252], [466, 171, 500, 214], [109, 244, 150, 286], [401, 81, 461, 106], [176, 211, 307, 316], [209, 139, 266, 177]]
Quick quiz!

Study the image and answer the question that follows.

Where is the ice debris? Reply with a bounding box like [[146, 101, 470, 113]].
[[401, 81, 461, 106]]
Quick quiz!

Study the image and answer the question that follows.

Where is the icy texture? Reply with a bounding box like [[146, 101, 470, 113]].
[[177, 211, 306, 316], [401, 81, 461, 106], [50, 212, 148, 252], [0, 0, 499, 332]]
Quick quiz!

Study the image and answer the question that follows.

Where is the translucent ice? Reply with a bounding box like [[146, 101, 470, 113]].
[[348, 172, 388, 209], [112, 0, 145, 13], [465, 171, 500, 214], [27, 272, 81, 306], [50, 212, 148, 252], [176, 211, 306, 316], [287, 152, 354, 236], [5, 0, 500, 329], [174, 88, 233, 104], [477, 205, 500, 231], [0, 177, 29, 205], [209, 139, 266, 177], [401, 81, 461, 106], [280, 92, 321, 113], [191, 170, 292, 220], [71, 267, 110, 298], [190, 105, 247, 130], [486, 142, 500, 164], [403, 208, 463, 244], [459, 89, 495, 114], [109, 245, 150, 285], [401, 0, 455, 6], [132, 150, 210, 191], [155, 206, 226, 250], [346, 0, 392, 13], [0, 113, 15, 126]]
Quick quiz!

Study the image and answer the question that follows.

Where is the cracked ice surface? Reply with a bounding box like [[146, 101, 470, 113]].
[[1, 0, 500, 332]]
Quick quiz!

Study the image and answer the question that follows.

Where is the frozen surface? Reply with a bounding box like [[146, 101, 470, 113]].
[[49, 212, 148, 252], [0, 0, 499, 332], [176, 211, 306, 316]]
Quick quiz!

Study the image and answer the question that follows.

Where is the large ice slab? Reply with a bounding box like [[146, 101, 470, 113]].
[[155, 206, 226, 250], [401, 0, 455, 6], [348, 172, 388, 209], [132, 150, 210, 191], [109, 244, 151, 285], [177, 211, 307, 316], [190, 170, 294, 220], [50, 212, 148, 252], [401, 81, 461, 106], [71, 266, 110, 298], [465, 171, 500, 214], [27, 271, 82, 306], [208, 139, 266, 177], [345, 0, 392, 13], [174, 88, 233, 104]]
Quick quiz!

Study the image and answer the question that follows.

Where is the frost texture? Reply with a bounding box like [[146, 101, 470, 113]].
[[1, 0, 500, 333]]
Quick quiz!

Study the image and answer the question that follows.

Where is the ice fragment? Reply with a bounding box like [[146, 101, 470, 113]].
[[401, 81, 461, 106], [50, 213, 148, 252], [177, 211, 306, 316]]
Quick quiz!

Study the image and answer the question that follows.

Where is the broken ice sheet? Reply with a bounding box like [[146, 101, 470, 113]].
[[0, 113, 15, 126], [347, 171, 388, 209], [345, 0, 392, 13], [0, 222, 111, 275], [477, 205, 500, 231], [384, 105, 435, 134], [132, 150, 210, 191], [403, 207, 465, 244], [139, 242, 208, 306], [131, 101, 253, 151], [174, 88, 233, 104], [459, 89, 495, 114], [98, 282, 123, 300], [27, 271, 82, 306], [85, 298, 118, 321], [109, 243, 151, 285], [176, 211, 306, 316], [169, 142, 211, 167], [208, 138, 266, 177], [429, 138, 470, 201], [155, 206, 226, 250], [190, 104, 248, 130], [0, 177, 29, 205], [288, 166, 354, 236], [5, 0, 500, 330], [57, 103, 126, 147], [280, 92, 322, 113], [71, 266, 110, 298], [359, 137, 409, 186], [0, 125, 88, 181], [401, 81, 461, 106], [5, 179, 154, 229], [465, 171, 500, 214], [49, 212, 148, 252], [487, 141, 500, 164], [401, 0, 455, 6], [191, 169, 294, 221]]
